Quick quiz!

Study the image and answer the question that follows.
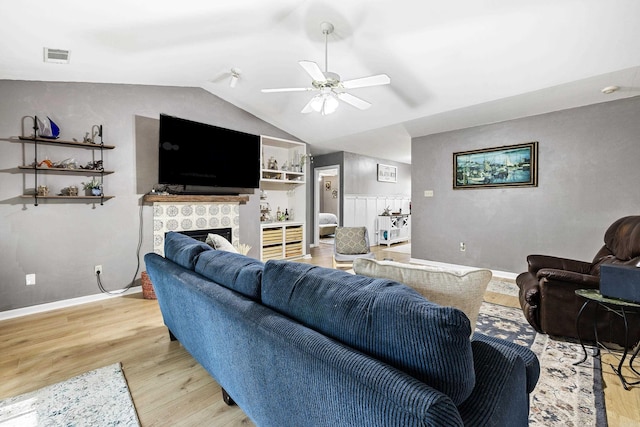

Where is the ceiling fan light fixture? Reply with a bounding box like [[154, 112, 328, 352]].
[[262, 21, 389, 115], [310, 92, 339, 115]]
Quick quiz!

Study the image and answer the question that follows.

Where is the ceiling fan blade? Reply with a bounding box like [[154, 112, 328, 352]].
[[341, 74, 391, 89], [299, 60, 326, 82], [301, 97, 317, 114], [261, 87, 313, 93], [337, 92, 371, 110]]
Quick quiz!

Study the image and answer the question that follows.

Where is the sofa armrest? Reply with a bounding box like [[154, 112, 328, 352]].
[[458, 333, 540, 426], [527, 254, 592, 275], [470, 333, 540, 393], [537, 268, 600, 287]]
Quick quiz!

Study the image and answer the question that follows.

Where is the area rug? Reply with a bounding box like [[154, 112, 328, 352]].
[[476, 302, 607, 426], [0, 363, 140, 427], [383, 243, 411, 254]]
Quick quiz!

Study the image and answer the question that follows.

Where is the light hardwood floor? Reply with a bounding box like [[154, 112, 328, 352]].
[[1, 243, 638, 426]]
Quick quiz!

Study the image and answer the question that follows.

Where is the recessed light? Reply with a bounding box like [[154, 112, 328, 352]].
[[601, 85, 620, 94]]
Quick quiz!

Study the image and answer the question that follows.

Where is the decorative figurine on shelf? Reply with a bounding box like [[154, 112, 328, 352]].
[[37, 185, 49, 197], [83, 132, 93, 144], [36, 116, 60, 139], [91, 125, 102, 144], [381, 206, 391, 216], [82, 177, 102, 196], [54, 158, 79, 169], [268, 157, 278, 171], [80, 160, 103, 171], [37, 158, 53, 168], [60, 186, 79, 196]]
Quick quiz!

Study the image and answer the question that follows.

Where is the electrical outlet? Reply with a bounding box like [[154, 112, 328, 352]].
[[95, 265, 102, 275], [424, 190, 434, 197], [459, 242, 466, 252], [26, 273, 36, 285]]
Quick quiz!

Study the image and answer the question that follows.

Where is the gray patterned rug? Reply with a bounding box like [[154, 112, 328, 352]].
[[477, 301, 607, 426], [0, 363, 140, 427]]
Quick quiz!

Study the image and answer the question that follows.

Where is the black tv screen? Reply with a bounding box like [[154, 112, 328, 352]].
[[158, 114, 260, 192]]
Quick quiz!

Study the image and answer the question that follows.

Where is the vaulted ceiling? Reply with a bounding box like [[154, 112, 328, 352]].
[[2, 0, 639, 164]]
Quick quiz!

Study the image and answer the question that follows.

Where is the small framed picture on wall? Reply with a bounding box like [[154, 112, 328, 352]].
[[377, 164, 397, 182]]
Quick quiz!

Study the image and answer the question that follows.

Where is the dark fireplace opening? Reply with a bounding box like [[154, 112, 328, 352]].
[[169, 228, 232, 243]]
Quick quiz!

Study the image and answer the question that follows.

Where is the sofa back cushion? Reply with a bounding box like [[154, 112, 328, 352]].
[[164, 232, 212, 270], [261, 260, 475, 405], [195, 250, 263, 300], [353, 258, 492, 333]]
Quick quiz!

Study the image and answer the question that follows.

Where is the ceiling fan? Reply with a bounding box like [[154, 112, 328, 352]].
[[261, 22, 391, 115]]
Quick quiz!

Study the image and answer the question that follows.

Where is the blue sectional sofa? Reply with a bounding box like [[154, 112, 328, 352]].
[[144, 232, 540, 426]]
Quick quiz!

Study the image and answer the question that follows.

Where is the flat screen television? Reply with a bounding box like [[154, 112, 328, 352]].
[[158, 114, 260, 194]]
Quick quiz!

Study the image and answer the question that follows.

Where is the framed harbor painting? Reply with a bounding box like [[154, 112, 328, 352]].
[[453, 142, 538, 189]]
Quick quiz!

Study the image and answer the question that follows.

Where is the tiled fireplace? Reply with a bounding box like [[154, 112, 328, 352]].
[[152, 201, 240, 256]]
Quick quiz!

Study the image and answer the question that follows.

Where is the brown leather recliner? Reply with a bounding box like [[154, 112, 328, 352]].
[[516, 215, 640, 347]]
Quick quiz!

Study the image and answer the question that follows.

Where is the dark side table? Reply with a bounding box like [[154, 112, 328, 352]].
[[574, 288, 640, 390]]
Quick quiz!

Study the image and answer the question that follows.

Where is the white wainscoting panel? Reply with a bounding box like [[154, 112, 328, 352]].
[[343, 194, 411, 245]]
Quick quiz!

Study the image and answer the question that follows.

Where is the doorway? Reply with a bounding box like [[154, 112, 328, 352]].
[[314, 165, 340, 247]]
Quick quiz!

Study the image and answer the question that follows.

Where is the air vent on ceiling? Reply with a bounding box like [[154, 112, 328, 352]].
[[43, 47, 70, 64]]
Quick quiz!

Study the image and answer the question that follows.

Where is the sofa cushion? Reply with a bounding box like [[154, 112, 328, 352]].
[[194, 250, 263, 300], [353, 258, 492, 333], [261, 260, 475, 405], [164, 232, 212, 270], [205, 233, 239, 253]]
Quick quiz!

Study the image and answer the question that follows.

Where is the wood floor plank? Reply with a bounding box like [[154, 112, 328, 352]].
[[0, 242, 637, 426]]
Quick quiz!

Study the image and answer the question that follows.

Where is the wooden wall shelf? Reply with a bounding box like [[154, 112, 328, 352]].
[[142, 194, 250, 204], [21, 195, 115, 201], [18, 166, 114, 175], [16, 136, 115, 150]]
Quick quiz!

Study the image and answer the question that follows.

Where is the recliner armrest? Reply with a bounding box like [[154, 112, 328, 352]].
[[536, 268, 600, 286], [527, 254, 592, 275]]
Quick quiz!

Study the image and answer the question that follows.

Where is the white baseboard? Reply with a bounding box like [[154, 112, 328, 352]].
[[409, 258, 518, 281], [0, 286, 142, 321]]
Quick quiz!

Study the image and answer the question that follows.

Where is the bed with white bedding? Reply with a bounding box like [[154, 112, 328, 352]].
[[318, 212, 338, 237]]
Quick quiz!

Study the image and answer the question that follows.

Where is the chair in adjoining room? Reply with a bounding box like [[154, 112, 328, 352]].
[[516, 215, 640, 347], [332, 226, 375, 269]]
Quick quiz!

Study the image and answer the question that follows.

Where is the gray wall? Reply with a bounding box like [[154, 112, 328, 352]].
[[310, 151, 411, 243], [343, 152, 411, 197], [310, 152, 345, 240], [411, 95, 640, 273], [0, 80, 297, 311], [320, 175, 339, 215]]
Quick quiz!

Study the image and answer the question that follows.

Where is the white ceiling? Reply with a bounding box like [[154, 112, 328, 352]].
[[2, 0, 640, 164]]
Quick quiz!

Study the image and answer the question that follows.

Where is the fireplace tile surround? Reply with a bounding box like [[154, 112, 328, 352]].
[[145, 194, 247, 256]]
